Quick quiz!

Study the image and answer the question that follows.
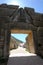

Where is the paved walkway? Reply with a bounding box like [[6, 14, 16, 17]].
[[7, 46, 43, 65]]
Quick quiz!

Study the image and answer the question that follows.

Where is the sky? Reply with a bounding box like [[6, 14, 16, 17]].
[[11, 34, 28, 43], [0, 0, 43, 42], [0, 0, 43, 13]]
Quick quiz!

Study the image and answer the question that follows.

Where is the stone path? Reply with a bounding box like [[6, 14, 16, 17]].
[[7, 46, 43, 65]]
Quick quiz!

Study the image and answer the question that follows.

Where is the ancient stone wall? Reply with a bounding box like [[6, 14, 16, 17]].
[[0, 4, 43, 63]]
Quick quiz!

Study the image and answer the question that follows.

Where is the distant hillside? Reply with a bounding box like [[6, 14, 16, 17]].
[[10, 36, 23, 50], [11, 36, 24, 43]]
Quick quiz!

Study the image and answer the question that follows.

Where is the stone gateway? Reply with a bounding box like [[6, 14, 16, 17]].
[[0, 4, 43, 65]]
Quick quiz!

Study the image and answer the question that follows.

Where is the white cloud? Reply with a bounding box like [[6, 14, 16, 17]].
[[7, 0, 20, 6]]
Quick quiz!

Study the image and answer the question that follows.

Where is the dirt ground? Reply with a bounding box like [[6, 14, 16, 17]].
[[7, 46, 43, 65]]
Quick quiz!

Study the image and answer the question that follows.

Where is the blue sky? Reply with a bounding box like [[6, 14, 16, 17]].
[[0, 0, 43, 13], [11, 34, 28, 43], [0, 0, 43, 42]]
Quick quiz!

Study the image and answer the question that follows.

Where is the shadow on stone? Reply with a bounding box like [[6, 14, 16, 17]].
[[7, 56, 43, 65]]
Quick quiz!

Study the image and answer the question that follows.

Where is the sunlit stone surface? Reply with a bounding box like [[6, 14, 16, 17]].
[[7, 47, 43, 65]]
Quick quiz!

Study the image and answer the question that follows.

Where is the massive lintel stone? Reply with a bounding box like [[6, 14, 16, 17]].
[[0, 4, 43, 64]]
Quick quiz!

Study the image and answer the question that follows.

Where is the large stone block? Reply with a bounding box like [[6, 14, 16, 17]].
[[37, 27, 43, 57], [24, 7, 34, 20], [37, 27, 43, 37], [0, 7, 17, 16], [38, 37, 43, 45], [0, 4, 7, 8], [34, 13, 43, 21], [32, 31, 38, 53], [33, 20, 43, 27]]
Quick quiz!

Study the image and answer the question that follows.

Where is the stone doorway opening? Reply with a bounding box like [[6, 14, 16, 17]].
[[10, 33, 28, 49], [9, 29, 36, 57]]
